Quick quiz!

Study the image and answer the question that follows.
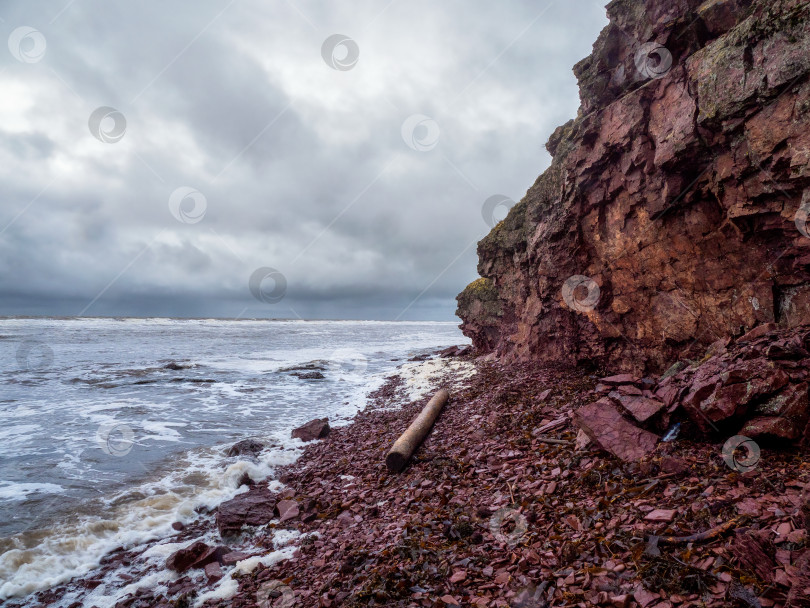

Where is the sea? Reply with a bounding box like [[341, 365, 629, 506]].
[[0, 317, 467, 606]]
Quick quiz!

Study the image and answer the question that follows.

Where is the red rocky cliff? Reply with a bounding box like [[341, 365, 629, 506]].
[[457, 0, 810, 375]]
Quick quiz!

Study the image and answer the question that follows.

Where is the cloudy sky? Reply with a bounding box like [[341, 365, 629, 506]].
[[0, 0, 608, 321]]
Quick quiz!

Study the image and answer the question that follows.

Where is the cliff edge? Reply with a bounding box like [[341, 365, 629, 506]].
[[457, 0, 810, 375]]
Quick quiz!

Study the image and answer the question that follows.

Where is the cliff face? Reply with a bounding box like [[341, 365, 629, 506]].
[[457, 0, 810, 374]]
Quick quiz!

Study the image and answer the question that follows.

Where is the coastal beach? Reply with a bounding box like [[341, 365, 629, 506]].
[[4, 0, 810, 605], [8, 349, 809, 607], [0, 318, 467, 606]]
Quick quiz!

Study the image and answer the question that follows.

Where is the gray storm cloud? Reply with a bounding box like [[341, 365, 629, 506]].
[[0, 0, 607, 320]]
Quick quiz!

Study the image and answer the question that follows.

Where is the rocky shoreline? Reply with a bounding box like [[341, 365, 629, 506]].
[[14, 348, 809, 608]]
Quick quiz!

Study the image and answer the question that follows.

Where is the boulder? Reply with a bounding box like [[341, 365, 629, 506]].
[[216, 485, 277, 536], [292, 371, 325, 380], [682, 359, 791, 432], [163, 362, 189, 370], [573, 399, 659, 462], [226, 438, 264, 458], [291, 418, 330, 442], [166, 541, 210, 572], [165, 541, 230, 573]]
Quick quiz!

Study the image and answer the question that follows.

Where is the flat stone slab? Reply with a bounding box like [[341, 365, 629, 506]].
[[610, 392, 665, 423], [573, 399, 659, 462]]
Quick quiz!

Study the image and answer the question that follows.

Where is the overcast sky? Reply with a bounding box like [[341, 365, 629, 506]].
[[0, 0, 608, 321]]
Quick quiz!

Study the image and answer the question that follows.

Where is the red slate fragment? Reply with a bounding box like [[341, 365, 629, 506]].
[[609, 392, 665, 423], [221, 551, 250, 566], [574, 399, 659, 462], [277, 499, 300, 522], [599, 374, 640, 387], [644, 509, 676, 523], [204, 562, 223, 582]]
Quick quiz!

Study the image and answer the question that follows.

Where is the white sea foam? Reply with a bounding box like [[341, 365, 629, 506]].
[[0, 318, 468, 606], [194, 546, 297, 607], [0, 482, 64, 501], [396, 358, 478, 401], [0, 442, 301, 601]]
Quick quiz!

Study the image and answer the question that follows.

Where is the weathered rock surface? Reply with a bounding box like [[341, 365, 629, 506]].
[[439, 345, 473, 358], [166, 542, 231, 573], [292, 371, 325, 380], [226, 438, 264, 458], [291, 417, 330, 442], [216, 485, 277, 536], [457, 0, 810, 375], [580, 325, 810, 442], [573, 398, 659, 461]]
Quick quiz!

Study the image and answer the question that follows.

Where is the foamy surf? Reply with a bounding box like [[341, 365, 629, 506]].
[[0, 438, 299, 602], [0, 318, 469, 606]]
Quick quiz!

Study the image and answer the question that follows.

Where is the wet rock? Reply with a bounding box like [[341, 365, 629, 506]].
[[163, 362, 188, 370], [226, 438, 264, 458], [166, 542, 232, 573], [292, 371, 325, 380], [221, 551, 251, 566], [216, 485, 277, 536], [166, 541, 210, 573], [573, 399, 659, 462], [236, 471, 255, 488], [439, 345, 473, 358], [204, 562, 223, 582], [291, 418, 330, 442], [730, 529, 776, 583], [171, 522, 185, 531]]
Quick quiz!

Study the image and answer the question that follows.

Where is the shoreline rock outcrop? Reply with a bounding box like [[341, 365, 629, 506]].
[[573, 325, 810, 453], [457, 0, 810, 375]]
